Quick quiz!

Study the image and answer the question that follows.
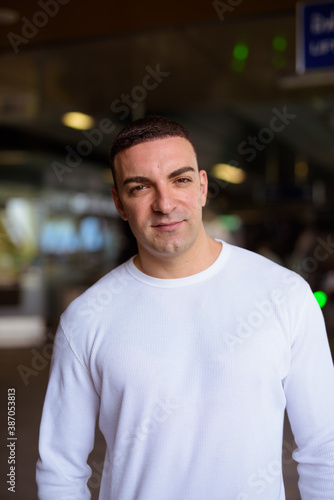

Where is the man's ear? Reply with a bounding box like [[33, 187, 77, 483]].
[[111, 187, 128, 221], [199, 170, 208, 207]]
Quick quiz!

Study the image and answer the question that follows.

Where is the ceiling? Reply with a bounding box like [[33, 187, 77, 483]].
[[0, 0, 334, 212]]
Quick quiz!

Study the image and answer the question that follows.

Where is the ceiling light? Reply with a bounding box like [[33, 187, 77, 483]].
[[211, 163, 246, 184], [0, 8, 19, 25], [61, 112, 95, 130]]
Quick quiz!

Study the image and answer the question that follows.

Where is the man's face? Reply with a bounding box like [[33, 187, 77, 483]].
[[111, 136, 208, 261]]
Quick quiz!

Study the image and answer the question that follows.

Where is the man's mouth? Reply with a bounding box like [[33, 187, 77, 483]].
[[152, 221, 183, 231]]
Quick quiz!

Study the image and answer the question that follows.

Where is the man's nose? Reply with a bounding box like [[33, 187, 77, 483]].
[[151, 185, 177, 214]]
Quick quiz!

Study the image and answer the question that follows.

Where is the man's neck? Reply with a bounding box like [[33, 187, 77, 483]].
[[134, 232, 222, 279]]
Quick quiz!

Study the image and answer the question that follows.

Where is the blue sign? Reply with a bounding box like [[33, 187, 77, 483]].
[[297, 1, 334, 72]]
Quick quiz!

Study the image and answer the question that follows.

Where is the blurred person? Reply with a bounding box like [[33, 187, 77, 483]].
[[36, 116, 334, 500]]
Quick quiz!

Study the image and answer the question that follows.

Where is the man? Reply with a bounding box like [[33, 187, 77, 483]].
[[36, 116, 334, 499]]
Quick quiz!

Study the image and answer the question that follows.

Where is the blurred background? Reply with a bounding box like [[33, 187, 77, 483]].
[[0, 0, 333, 498]]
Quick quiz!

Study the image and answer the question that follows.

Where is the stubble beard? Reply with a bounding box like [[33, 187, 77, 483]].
[[143, 217, 203, 259]]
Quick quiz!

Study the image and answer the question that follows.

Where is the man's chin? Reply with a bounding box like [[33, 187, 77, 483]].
[[138, 237, 186, 259], [152, 243, 183, 256]]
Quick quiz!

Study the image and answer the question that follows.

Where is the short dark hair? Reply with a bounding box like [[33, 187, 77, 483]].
[[109, 115, 196, 190]]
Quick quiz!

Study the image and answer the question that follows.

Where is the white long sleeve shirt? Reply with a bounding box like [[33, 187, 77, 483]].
[[36, 241, 334, 499]]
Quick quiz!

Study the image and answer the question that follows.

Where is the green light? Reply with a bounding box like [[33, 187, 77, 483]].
[[220, 215, 242, 232], [272, 54, 287, 68], [233, 44, 249, 61], [231, 59, 246, 72], [272, 36, 287, 52], [314, 291, 328, 308]]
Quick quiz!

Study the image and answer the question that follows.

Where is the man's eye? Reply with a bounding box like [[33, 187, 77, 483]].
[[130, 185, 146, 193], [176, 178, 191, 184]]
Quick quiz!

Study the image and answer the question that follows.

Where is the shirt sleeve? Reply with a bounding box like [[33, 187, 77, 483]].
[[36, 323, 100, 500], [283, 286, 334, 499]]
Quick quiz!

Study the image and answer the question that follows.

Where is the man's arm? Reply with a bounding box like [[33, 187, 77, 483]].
[[283, 286, 334, 499], [36, 323, 100, 500]]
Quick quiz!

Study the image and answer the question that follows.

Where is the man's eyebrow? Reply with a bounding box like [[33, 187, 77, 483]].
[[168, 166, 196, 179], [123, 176, 150, 186], [122, 166, 196, 187]]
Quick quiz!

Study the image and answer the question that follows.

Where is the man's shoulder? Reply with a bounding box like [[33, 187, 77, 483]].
[[228, 242, 285, 271], [60, 258, 134, 326], [227, 242, 308, 294]]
